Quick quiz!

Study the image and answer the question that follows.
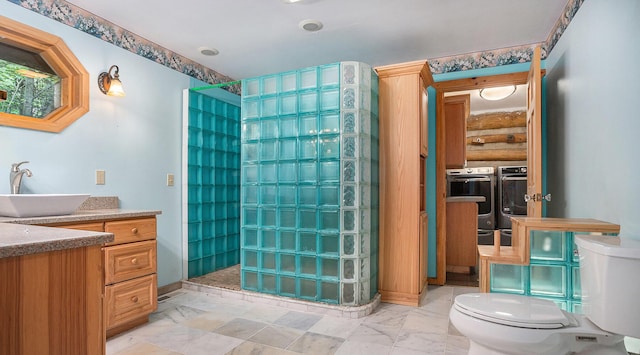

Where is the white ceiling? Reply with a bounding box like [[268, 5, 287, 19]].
[[65, 0, 568, 80]]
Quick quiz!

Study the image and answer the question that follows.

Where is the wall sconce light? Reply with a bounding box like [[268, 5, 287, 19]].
[[98, 65, 126, 97], [479, 85, 516, 101]]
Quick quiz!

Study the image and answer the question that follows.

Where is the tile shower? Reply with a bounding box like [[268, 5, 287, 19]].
[[240, 62, 379, 305], [186, 92, 241, 278]]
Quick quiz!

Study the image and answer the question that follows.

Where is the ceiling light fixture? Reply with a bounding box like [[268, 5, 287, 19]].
[[199, 47, 219, 56], [299, 19, 323, 32], [282, 0, 303, 3], [479, 85, 516, 101], [97, 65, 125, 97]]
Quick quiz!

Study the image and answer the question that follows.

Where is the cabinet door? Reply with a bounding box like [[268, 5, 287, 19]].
[[420, 78, 429, 157], [444, 94, 470, 169], [104, 240, 157, 285], [419, 212, 428, 290]]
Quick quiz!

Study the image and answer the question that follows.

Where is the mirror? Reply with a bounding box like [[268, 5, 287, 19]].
[[0, 15, 89, 132]]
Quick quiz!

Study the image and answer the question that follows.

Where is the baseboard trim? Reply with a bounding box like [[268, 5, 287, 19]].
[[157, 281, 182, 296]]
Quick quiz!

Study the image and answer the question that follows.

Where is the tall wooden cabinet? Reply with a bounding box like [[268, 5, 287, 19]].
[[376, 60, 433, 306]]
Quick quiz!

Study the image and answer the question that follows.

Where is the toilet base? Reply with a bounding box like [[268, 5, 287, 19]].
[[451, 303, 627, 355], [467, 339, 627, 355]]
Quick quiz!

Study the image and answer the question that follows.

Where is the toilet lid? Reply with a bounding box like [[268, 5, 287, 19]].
[[454, 293, 571, 329]]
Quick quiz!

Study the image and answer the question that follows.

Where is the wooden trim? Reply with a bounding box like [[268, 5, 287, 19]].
[[379, 288, 422, 307], [106, 316, 148, 339], [477, 217, 620, 292], [434, 90, 447, 285], [467, 149, 527, 161], [433, 71, 545, 92], [157, 281, 182, 296], [375, 60, 429, 78], [0, 15, 89, 133]]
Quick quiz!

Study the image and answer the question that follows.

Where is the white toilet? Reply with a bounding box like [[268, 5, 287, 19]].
[[449, 234, 640, 355]]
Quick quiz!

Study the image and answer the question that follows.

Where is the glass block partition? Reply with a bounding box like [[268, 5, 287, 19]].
[[187, 92, 241, 278], [240, 62, 379, 305], [490, 230, 617, 313]]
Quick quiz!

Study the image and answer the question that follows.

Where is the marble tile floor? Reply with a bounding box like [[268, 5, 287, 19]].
[[106, 285, 476, 355]]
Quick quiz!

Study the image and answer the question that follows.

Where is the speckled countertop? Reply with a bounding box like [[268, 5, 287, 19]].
[[0, 223, 113, 258], [0, 196, 161, 258], [0, 209, 161, 225]]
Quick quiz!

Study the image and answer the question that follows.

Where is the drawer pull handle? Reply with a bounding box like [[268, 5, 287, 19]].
[[131, 296, 139, 303], [131, 258, 138, 265], [131, 227, 138, 234]]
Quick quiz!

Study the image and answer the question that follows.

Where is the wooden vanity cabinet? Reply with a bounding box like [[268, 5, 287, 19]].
[[376, 60, 433, 306], [51, 217, 158, 338], [0, 244, 104, 355]]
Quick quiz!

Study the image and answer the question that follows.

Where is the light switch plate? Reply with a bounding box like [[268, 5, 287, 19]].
[[167, 174, 174, 186], [96, 170, 105, 185]]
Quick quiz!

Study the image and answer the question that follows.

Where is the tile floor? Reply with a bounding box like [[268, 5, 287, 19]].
[[106, 285, 476, 355]]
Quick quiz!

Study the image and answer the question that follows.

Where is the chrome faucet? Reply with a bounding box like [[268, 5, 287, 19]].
[[10, 161, 32, 194]]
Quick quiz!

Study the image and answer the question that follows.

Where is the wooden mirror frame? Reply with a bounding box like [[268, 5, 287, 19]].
[[0, 15, 89, 133]]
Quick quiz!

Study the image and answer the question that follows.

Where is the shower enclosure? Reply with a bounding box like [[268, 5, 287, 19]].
[[240, 62, 379, 305], [184, 90, 241, 278]]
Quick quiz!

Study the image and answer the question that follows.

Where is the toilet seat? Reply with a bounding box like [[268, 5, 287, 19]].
[[454, 293, 573, 329]]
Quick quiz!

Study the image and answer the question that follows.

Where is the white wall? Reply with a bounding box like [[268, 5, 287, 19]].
[[545, 0, 640, 237], [0, 2, 193, 286]]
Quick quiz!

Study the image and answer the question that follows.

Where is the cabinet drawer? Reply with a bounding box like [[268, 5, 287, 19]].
[[105, 218, 156, 245], [104, 240, 156, 284], [52, 222, 105, 232], [105, 274, 157, 330]]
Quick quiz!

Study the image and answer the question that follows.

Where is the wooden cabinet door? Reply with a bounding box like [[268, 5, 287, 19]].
[[444, 94, 470, 168], [419, 212, 428, 290], [420, 78, 429, 157], [526, 46, 543, 217]]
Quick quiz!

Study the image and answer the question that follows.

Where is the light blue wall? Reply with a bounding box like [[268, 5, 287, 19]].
[[545, 0, 640, 237], [0, 2, 195, 286]]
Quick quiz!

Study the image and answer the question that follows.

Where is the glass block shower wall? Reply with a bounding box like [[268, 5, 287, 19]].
[[187, 91, 241, 278], [240, 62, 379, 305]]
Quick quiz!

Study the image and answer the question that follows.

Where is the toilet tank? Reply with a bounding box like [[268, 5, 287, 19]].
[[575, 234, 640, 338]]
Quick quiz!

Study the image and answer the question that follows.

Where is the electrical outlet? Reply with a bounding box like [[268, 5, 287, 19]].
[[96, 170, 105, 185], [167, 174, 174, 186]]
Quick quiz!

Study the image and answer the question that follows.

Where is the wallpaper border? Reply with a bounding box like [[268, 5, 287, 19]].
[[7, 0, 582, 90]]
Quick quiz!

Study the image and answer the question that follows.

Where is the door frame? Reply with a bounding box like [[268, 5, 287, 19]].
[[429, 71, 541, 285]]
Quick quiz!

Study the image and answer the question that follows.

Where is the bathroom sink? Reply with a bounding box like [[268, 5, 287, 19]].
[[0, 194, 90, 218]]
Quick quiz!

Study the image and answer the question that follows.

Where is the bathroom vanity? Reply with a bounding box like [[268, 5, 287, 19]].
[[0, 223, 113, 355], [0, 198, 161, 353]]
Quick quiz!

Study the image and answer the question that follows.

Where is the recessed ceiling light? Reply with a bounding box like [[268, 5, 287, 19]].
[[282, 0, 303, 3], [299, 19, 323, 32], [199, 47, 219, 56]]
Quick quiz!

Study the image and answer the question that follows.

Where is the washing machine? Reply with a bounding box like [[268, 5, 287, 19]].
[[497, 166, 527, 230]]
